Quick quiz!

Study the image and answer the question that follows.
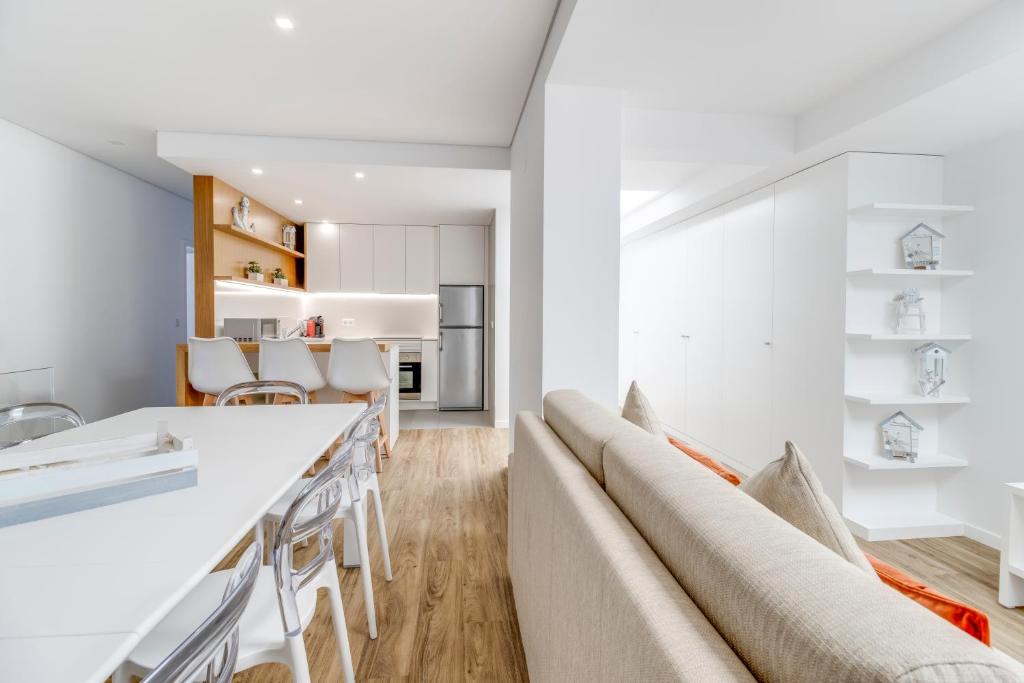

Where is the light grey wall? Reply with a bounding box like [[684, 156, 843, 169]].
[[0, 118, 193, 420]]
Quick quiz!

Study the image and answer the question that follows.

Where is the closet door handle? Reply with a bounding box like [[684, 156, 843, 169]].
[[439, 330, 444, 352], [680, 334, 691, 339]]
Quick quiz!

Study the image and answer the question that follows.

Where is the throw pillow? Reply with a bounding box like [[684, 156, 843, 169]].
[[740, 441, 876, 575], [621, 381, 665, 438]]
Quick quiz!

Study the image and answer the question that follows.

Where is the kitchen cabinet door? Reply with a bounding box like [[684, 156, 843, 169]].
[[304, 222, 340, 292], [682, 211, 724, 448], [406, 226, 438, 294], [339, 224, 374, 293], [439, 225, 486, 285], [421, 340, 439, 402], [721, 188, 774, 471], [373, 225, 406, 294]]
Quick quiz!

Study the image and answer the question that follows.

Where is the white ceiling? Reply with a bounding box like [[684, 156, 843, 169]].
[[0, 0, 556, 198], [551, 0, 995, 114], [168, 158, 509, 225]]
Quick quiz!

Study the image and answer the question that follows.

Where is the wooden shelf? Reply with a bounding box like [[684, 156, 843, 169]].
[[846, 332, 972, 342], [844, 392, 970, 406], [847, 268, 973, 278], [848, 203, 974, 218], [843, 452, 967, 471], [214, 276, 306, 293], [213, 224, 304, 259]]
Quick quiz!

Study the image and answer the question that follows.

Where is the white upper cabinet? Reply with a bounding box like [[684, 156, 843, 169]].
[[304, 222, 341, 292], [406, 226, 438, 294], [339, 224, 375, 293], [372, 225, 406, 294], [439, 225, 487, 285]]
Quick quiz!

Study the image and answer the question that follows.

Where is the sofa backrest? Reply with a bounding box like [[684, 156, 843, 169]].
[[509, 411, 757, 682], [597, 418, 1022, 682], [542, 389, 633, 485]]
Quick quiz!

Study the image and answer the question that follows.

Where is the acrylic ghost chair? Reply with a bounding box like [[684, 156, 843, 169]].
[[326, 338, 392, 472], [187, 337, 257, 406], [135, 540, 262, 683], [262, 396, 393, 641], [0, 402, 85, 450], [114, 440, 359, 683], [258, 338, 327, 404]]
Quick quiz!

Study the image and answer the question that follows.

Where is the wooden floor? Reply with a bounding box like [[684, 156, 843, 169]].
[[860, 536, 1024, 661], [219, 427, 529, 682]]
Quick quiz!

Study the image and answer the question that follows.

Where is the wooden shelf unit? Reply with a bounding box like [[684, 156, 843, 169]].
[[193, 176, 305, 336], [214, 276, 306, 293]]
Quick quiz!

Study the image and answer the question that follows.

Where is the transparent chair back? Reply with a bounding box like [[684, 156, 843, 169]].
[[215, 380, 309, 407], [272, 439, 356, 637], [0, 402, 85, 450], [348, 396, 387, 476], [142, 541, 262, 683]]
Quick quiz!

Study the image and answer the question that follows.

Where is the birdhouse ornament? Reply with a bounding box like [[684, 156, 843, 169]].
[[893, 288, 926, 335], [901, 223, 944, 270], [881, 411, 922, 462], [914, 343, 950, 397]]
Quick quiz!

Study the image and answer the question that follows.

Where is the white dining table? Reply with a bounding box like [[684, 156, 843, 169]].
[[0, 403, 364, 683]]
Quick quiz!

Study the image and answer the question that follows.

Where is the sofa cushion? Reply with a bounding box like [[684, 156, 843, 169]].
[[510, 412, 756, 681], [621, 381, 666, 438], [601, 424, 1021, 682], [668, 436, 743, 486], [739, 441, 875, 574], [543, 389, 635, 485]]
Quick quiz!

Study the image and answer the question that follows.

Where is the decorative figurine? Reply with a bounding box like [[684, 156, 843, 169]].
[[894, 288, 926, 334], [900, 223, 944, 270], [914, 342, 950, 397], [282, 225, 297, 251], [232, 196, 256, 233], [881, 411, 922, 462]]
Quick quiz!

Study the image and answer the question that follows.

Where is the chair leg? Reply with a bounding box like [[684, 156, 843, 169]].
[[202, 394, 216, 406], [370, 487, 393, 581], [284, 634, 313, 683], [352, 503, 378, 639], [373, 437, 384, 473], [325, 566, 356, 683], [111, 665, 131, 683]]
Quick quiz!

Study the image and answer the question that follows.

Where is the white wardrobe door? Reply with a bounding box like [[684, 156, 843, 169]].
[[682, 211, 724, 448], [721, 188, 774, 471]]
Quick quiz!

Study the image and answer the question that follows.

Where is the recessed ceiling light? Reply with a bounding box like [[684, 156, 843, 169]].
[[275, 17, 294, 30], [251, 168, 263, 175], [294, 199, 303, 205], [354, 171, 366, 180]]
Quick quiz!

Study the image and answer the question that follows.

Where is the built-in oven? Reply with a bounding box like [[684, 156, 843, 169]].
[[398, 352, 422, 400]]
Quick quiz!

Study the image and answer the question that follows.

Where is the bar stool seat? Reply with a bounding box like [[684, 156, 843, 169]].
[[326, 338, 392, 472], [187, 337, 256, 406], [259, 338, 326, 403]]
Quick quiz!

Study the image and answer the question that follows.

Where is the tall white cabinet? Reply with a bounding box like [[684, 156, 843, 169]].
[[621, 152, 972, 541]]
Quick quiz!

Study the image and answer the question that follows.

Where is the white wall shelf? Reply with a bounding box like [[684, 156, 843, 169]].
[[847, 268, 974, 278], [848, 202, 975, 218], [844, 392, 970, 405], [846, 332, 972, 341], [845, 510, 964, 541], [843, 452, 967, 471]]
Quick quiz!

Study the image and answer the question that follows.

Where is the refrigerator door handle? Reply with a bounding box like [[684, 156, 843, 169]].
[[439, 330, 443, 351], [439, 302, 443, 323]]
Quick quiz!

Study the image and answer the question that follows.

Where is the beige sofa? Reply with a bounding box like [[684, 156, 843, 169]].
[[508, 390, 1024, 682]]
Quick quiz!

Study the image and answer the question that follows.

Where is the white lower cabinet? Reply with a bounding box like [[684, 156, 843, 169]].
[[421, 340, 439, 402]]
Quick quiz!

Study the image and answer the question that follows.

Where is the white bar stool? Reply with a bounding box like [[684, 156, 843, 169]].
[[258, 338, 327, 404], [326, 338, 392, 472], [187, 337, 256, 406]]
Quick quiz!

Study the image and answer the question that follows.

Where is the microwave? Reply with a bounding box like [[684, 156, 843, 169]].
[[222, 318, 285, 342]]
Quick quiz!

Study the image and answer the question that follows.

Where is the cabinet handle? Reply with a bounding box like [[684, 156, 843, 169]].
[[680, 334, 690, 339], [439, 331, 443, 352], [764, 341, 772, 346], [439, 303, 444, 323]]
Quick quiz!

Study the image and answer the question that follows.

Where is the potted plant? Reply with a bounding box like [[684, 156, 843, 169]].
[[245, 261, 264, 283], [272, 267, 288, 287]]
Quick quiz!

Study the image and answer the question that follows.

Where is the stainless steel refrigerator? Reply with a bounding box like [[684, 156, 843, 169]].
[[438, 285, 484, 410]]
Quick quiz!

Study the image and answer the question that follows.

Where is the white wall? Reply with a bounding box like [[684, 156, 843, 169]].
[[0, 118, 192, 420], [493, 205, 511, 428], [941, 129, 1024, 543], [541, 83, 622, 407]]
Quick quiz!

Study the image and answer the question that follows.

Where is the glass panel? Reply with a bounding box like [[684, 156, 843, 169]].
[[0, 367, 65, 446]]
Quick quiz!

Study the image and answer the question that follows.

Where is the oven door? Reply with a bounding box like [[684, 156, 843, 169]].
[[398, 359, 422, 399]]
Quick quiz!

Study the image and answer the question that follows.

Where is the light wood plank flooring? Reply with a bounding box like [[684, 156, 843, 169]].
[[860, 536, 1024, 661], [221, 427, 529, 682]]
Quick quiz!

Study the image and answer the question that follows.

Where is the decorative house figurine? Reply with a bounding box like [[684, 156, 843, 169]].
[[914, 342, 950, 397], [282, 224, 297, 251], [881, 411, 922, 462], [893, 288, 926, 334], [231, 196, 255, 233], [900, 223, 944, 270]]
